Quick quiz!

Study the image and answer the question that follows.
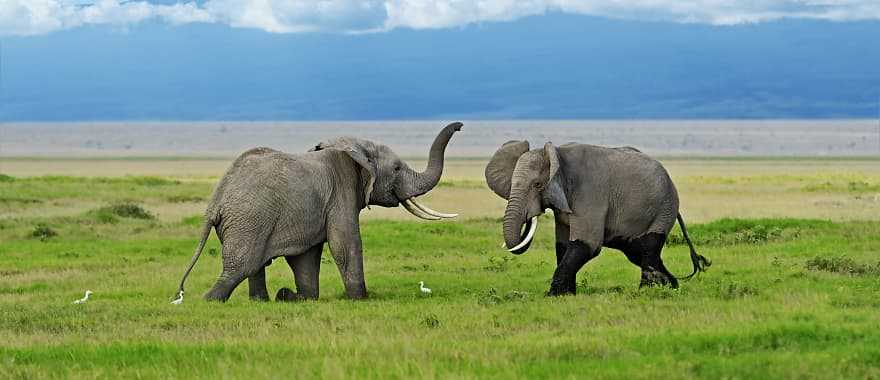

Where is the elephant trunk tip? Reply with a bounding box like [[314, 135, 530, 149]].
[[406, 122, 463, 198], [504, 216, 537, 255]]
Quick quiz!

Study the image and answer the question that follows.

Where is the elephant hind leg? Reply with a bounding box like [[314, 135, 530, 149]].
[[205, 238, 269, 302], [205, 270, 248, 302], [610, 237, 642, 269], [632, 233, 678, 288], [289, 243, 323, 300], [276, 243, 323, 302]]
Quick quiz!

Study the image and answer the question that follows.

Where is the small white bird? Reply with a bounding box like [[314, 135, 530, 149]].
[[170, 290, 184, 305], [419, 281, 432, 295], [73, 290, 92, 304]]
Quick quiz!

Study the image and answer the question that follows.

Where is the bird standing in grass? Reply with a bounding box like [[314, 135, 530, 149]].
[[170, 290, 184, 305], [419, 281, 432, 295], [73, 290, 92, 304]]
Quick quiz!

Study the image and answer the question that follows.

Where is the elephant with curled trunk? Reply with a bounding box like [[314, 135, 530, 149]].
[[485, 140, 710, 296], [174, 122, 463, 302]]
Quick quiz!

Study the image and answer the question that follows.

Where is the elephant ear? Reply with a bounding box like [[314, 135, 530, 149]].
[[311, 137, 376, 208], [485, 140, 529, 199], [542, 143, 571, 213]]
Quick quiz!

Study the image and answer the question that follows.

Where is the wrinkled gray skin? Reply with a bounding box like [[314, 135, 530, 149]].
[[485, 141, 709, 295], [175, 122, 463, 302]]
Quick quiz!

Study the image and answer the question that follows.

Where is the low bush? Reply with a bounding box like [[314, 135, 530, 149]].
[[667, 218, 832, 246], [805, 256, 880, 276], [89, 203, 154, 223], [30, 224, 57, 241]]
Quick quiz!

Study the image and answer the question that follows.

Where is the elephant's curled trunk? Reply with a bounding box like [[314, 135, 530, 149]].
[[404, 122, 462, 198]]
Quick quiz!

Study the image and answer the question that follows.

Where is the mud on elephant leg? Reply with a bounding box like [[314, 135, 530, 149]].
[[636, 233, 678, 289], [275, 287, 305, 302], [248, 265, 270, 301], [548, 240, 599, 296], [555, 243, 567, 267], [554, 215, 570, 267]]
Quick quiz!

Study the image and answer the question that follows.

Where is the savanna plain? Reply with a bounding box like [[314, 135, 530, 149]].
[[1, 156, 880, 379]]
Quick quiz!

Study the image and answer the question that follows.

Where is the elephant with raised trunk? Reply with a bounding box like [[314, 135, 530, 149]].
[[485, 141, 710, 296], [174, 122, 463, 302]]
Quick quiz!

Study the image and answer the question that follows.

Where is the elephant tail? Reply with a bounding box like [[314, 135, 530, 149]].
[[174, 217, 215, 298], [675, 213, 711, 280]]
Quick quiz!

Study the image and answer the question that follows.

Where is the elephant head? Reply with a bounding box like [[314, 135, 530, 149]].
[[312, 122, 463, 219], [485, 141, 570, 254]]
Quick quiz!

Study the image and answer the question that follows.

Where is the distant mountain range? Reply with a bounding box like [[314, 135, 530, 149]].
[[1, 14, 879, 121]]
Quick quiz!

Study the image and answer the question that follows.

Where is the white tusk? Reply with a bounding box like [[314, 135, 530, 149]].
[[507, 217, 538, 253], [403, 199, 441, 220], [410, 198, 458, 218]]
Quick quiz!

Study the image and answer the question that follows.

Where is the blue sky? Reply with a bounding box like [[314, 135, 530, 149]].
[[1, 1, 879, 120]]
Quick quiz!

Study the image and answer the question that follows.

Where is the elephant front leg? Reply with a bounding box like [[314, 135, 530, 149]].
[[548, 240, 599, 296], [327, 219, 368, 300], [554, 214, 570, 266]]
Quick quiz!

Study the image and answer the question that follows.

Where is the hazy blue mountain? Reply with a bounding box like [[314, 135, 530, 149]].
[[1, 14, 879, 120]]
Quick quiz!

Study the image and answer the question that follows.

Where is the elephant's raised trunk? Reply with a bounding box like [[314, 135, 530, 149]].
[[403, 122, 462, 198], [503, 197, 537, 254]]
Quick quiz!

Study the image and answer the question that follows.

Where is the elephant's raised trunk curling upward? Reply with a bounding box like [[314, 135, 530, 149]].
[[397, 122, 462, 219], [399, 122, 462, 199]]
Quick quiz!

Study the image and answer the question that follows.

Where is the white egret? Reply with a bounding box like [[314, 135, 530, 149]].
[[419, 281, 432, 295], [73, 290, 92, 304], [170, 290, 184, 305]]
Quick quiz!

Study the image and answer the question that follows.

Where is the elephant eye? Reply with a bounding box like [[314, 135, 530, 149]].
[[534, 182, 543, 189], [394, 165, 401, 172]]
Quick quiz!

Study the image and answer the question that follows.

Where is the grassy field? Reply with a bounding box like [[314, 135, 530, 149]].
[[1, 157, 880, 379]]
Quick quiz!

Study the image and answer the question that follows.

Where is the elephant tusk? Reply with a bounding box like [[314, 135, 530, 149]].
[[409, 198, 458, 218], [403, 199, 441, 220], [507, 217, 538, 253]]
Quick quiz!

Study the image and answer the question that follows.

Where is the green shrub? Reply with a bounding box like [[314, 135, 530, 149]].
[[477, 288, 530, 306], [0, 174, 14, 182], [421, 314, 441, 329], [30, 224, 57, 241], [90, 203, 154, 223], [805, 257, 880, 276]]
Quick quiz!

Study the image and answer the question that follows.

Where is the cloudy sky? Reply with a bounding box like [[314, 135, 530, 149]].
[[1, 1, 879, 120], [4, 0, 880, 36]]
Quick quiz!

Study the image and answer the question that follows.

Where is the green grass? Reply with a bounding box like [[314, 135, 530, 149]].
[[0, 175, 204, 205], [1, 174, 880, 379]]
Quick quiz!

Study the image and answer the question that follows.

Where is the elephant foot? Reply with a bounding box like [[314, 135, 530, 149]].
[[275, 287, 306, 302], [249, 293, 270, 302], [547, 279, 577, 296], [639, 270, 678, 289]]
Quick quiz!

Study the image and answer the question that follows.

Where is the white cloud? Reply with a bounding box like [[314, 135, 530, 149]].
[[1, 0, 879, 36], [0, 0, 212, 36]]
